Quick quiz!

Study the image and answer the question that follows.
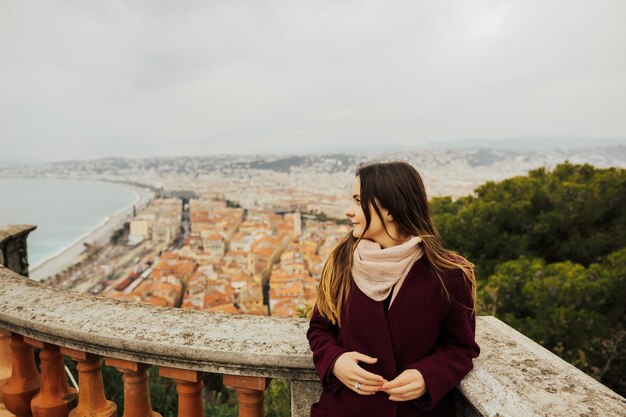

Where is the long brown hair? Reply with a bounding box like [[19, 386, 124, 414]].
[[316, 161, 476, 327]]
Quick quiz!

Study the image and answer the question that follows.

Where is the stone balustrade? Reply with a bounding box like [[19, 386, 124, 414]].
[[0, 225, 625, 417], [0, 225, 36, 278]]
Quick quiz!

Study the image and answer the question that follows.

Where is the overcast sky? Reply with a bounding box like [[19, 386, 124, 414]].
[[1, 0, 625, 163]]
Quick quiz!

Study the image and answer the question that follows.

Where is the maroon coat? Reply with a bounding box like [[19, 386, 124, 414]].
[[307, 256, 480, 417]]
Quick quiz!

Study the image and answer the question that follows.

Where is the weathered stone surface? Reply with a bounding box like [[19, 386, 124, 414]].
[[291, 380, 321, 417], [0, 225, 36, 277], [0, 226, 37, 248], [0, 266, 317, 380], [459, 316, 626, 417]]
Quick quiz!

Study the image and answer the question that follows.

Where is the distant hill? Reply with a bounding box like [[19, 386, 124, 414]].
[[425, 137, 626, 151], [1, 146, 624, 189]]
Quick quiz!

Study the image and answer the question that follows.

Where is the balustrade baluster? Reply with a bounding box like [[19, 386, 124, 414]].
[[158, 368, 203, 417], [105, 359, 160, 417], [60, 348, 116, 417], [24, 338, 77, 417], [223, 375, 268, 417], [0, 330, 15, 417], [0, 334, 40, 417]]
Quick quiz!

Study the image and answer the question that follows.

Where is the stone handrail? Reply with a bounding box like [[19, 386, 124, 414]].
[[1, 225, 625, 417], [0, 225, 36, 277], [0, 265, 315, 381]]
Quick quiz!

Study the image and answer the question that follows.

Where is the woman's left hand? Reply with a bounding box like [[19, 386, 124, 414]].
[[380, 369, 427, 401]]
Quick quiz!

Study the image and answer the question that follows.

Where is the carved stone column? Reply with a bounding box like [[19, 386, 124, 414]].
[[0, 225, 37, 277], [105, 359, 160, 417], [223, 375, 267, 417], [25, 338, 77, 417], [158, 368, 203, 417], [1, 334, 41, 417], [60, 348, 116, 417], [290, 380, 321, 417]]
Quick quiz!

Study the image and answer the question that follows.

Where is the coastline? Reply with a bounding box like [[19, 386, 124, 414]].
[[29, 181, 154, 282]]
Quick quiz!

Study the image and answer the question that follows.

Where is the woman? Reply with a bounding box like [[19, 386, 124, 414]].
[[307, 161, 480, 417]]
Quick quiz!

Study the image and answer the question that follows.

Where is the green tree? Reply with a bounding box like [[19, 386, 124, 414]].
[[479, 248, 626, 395], [265, 378, 291, 417], [433, 163, 626, 277]]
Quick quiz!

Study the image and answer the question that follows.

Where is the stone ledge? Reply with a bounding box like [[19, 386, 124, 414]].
[[0, 225, 37, 247], [0, 224, 37, 275], [0, 266, 316, 380], [460, 316, 626, 417]]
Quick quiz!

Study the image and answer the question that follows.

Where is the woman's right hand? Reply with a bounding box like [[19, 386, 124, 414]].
[[332, 351, 386, 395]]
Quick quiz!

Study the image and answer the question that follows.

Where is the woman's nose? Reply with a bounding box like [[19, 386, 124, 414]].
[[345, 206, 354, 217]]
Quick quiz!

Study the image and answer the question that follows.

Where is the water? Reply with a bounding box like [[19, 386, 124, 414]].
[[0, 178, 139, 268]]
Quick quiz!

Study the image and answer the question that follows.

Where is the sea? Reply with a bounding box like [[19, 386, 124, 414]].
[[0, 178, 139, 269]]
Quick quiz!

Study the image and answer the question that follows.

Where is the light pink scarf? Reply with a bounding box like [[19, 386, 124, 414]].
[[352, 236, 423, 307]]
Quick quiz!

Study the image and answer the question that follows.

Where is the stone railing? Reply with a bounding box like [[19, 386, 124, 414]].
[[1, 225, 625, 417], [0, 225, 36, 277]]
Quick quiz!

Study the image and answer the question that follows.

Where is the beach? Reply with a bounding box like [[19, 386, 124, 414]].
[[29, 182, 154, 281]]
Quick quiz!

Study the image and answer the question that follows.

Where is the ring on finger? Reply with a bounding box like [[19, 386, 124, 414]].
[[354, 382, 361, 390]]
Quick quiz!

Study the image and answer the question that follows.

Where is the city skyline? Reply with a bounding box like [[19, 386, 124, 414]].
[[3, 137, 626, 167], [1, 1, 625, 163]]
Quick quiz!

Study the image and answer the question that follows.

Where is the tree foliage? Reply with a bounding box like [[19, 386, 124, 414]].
[[478, 249, 625, 394], [264, 378, 291, 417], [432, 162, 626, 277]]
